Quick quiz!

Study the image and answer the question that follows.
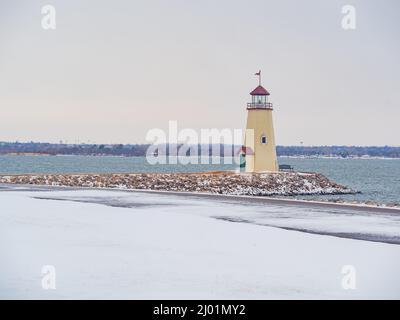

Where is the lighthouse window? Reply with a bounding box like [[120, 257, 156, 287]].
[[256, 96, 266, 104], [252, 95, 266, 104], [261, 136, 267, 144]]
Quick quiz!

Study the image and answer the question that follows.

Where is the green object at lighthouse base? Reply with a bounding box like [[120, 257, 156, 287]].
[[240, 153, 246, 168]]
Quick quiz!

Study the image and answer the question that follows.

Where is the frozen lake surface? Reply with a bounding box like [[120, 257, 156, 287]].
[[1, 185, 400, 299]]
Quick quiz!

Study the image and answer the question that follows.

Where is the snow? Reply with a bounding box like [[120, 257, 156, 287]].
[[1, 188, 400, 299], [0, 171, 355, 196]]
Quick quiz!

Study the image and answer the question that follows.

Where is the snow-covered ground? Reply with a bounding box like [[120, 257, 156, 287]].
[[1, 187, 400, 299]]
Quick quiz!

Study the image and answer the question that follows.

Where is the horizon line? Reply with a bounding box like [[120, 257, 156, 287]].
[[1, 141, 400, 148]]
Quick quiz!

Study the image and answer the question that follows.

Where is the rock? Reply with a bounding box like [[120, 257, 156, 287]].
[[0, 171, 356, 197]]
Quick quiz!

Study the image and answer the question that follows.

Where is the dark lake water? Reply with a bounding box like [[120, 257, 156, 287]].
[[0, 155, 399, 204]]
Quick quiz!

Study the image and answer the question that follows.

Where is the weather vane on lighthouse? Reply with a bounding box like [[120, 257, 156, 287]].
[[255, 70, 261, 86]]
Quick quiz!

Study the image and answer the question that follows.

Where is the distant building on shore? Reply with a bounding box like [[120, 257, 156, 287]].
[[242, 71, 278, 172]]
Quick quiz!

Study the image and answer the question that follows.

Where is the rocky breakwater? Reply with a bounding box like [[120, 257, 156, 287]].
[[0, 171, 355, 196]]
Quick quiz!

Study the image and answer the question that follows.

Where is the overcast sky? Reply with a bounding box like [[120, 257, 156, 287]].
[[1, 0, 399, 145]]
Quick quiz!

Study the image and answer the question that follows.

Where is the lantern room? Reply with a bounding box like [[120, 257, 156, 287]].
[[247, 85, 273, 110]]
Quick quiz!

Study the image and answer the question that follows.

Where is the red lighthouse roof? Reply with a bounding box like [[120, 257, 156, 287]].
[[250, 85, 270, 96]]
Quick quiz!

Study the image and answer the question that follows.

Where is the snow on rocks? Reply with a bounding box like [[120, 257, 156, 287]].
[[0, 171, 356, 196]]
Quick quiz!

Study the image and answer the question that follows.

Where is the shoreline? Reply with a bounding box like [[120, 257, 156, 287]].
[[1, 153, 400, 159], [0, 171, 356, 197], [1, 182, 399, 213]]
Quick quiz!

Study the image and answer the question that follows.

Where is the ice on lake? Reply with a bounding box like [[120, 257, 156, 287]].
[[1, 186, 400, 299]]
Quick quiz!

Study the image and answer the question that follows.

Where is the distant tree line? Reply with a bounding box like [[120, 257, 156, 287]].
[[0, 142, 150, 157], [0, 142, 399, 158], [276, 146, 400, 158]]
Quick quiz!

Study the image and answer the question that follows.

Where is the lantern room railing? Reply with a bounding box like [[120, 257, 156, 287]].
[[247, 102, 273, 110]]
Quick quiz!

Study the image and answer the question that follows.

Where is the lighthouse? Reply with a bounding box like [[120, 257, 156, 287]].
[[243, 71, 278, 172]]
